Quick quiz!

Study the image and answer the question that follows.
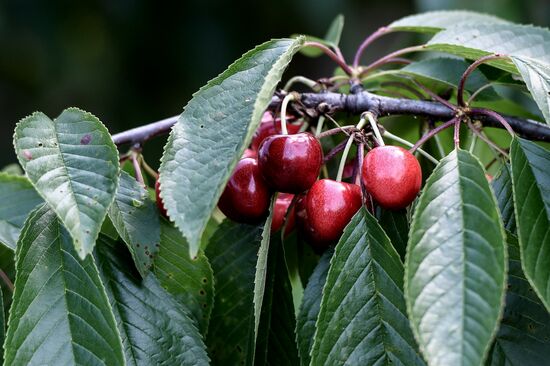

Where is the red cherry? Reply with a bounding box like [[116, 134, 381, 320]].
[[271, 193, 295, 235], [155, 178, 168, 218], [242, 148, 257, 159], [251, 112, 301, 150], [218, 158, 271, 223], [258, 133, 323, 194], [362, 146, 422, 210], [302, 179, 362, 249]]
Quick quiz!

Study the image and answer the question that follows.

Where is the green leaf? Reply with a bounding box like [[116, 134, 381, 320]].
[[294, 14, 344, 58], [377, 208, 409, 260], [512, 56, 550, 125], [402, 57, 499, 99], [296, 248, 332, 366], [0, 173, 43, 250], [13, 108, 119, 258], [311, 209, 425, 365], [95, 235, 210, 366], [4, 204, 124, 365], [108, 171, 160, 276], [253, 199, 274, 351], [324, 14, 344, 47], [510, 137, 550, 311], [492, 164, 516, 233], [405, 149, 507, 366], [255, 235, 299, 366], [426, 23, 550, 123], [154, 218, 214, 335], [388, 10, 508, 33], [205, 221, 262, 365], [159, 38, 304, 257], [1, 164, 23, 176], [487, 233, 550, 366]]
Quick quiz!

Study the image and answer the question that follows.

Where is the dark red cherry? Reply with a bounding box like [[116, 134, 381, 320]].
[[258, 133, 323, 194], [302, 179, 362, 248], [155, 178, 168, 218], [362, 146, 422, 210], [251, 112, 301, 150], [271, 193, 295, 235], [218, 158, 271, 223]]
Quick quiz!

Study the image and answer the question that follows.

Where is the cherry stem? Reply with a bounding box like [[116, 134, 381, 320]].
[[469, 133, 478, 153], [280, 93, 295, 135], [318, 125, 356, 139], [457, 54, 506, 107], [467, 83, 494, 105], [315, 115, 326, 137], [468, 107, 515, 136], [324, 139, 349, 163], [283, 76, 319, 92], [140, 155, 159, 180], [384, 130, 439, 164], [412, 80, 457, 111], [359, 45, 425, 77], [0, 269, 13, 292], [454, 118, 462, 149], [353, 142, 364, 186], [336, 117, 367, 182], [130, 151, 145, 186], [410, 117, 458, 153], [303, 41, 354, 76], [365, 112, 385, 146], [466, 120, 510, 158], [353, 26, 392, 68]]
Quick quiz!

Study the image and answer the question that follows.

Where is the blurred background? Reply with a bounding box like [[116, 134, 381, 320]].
[[0, 0, 549, 167]]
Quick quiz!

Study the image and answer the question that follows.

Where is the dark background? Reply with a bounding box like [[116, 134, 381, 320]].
[[0, 0, 548, 167]]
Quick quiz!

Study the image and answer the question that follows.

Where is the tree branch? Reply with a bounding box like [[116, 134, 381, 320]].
[[111, 90, 550, 145]]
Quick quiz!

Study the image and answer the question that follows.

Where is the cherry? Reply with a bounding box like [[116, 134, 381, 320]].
[[362, 145, 422, 210], [155, 178, 168, 218], [251, 112, 301, 150], [258, 132, 323, 194], [218, 158, 271, 223], [271, 193, 295, 235], [300, 179, 362, 249], [242, 148, 257, 159]]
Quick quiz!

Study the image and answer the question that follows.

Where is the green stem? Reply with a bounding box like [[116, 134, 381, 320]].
[[336, 117, 367, 182], [283, 76, 318, 92], [365, 112, 385, 146], [315, 115, 326, 137], [280, 94, 295, 135]]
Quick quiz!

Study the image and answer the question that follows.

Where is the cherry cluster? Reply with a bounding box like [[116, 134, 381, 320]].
[[215, 111, 423, 252]]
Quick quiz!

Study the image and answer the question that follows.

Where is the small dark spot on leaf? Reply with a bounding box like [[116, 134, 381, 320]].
[[145, 250, 150, 255], [192, 256, 198, 261], [80, 134, 92, 145], [528, 323, 536, 332], [202, 277, 208, 284], [148, 255, 153, 258], [155, 243, 160, 248], [38, 142, 43, 147], [22, 150, 33, 160], [202, 303, 207, 309], [199, 289, 205, 296], [200, 125, 204, 128], [85, 230, 90, 234], [136, 244, 140, 247], [236, 345, 243, 353], [144, 246, 148, 250]]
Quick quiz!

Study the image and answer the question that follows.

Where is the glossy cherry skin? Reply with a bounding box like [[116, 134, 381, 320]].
[[301, 179, 362, 249], [362, 146, 422, 210], [251, 112, 301, 150], [258, 133, 323, 194], [242, 148, 257, 159], [155, 178, 168, 218], [218, 158, 271, 223], [271, 193, 295, 235]]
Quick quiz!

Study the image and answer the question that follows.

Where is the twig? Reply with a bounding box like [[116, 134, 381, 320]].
[[353, 26, 392, 68], [303, 41, 354, 76], [410, 118, 458, 153], [457, 54, 507, 106]]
